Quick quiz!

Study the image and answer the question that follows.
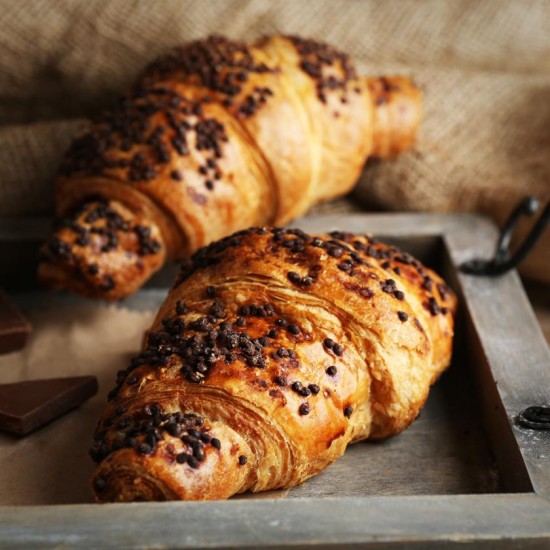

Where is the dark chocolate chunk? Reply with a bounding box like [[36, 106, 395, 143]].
[[0, 290, 32, 355], [0, 376, 98, 435], [333, 343, 344, 356], [287, 324, 300, 335], [176, 452, 189, 464], [187, 455, 199, 469], [308, 384, 320, 395]]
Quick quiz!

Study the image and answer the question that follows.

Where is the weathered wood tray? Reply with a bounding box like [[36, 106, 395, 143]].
[[0, 213, 548, 548]]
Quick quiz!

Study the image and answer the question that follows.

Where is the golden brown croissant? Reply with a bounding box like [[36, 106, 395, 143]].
[[90, 227, 456, 502], [38, 35, 422, 300]]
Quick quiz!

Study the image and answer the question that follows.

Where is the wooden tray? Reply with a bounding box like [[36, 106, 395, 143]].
[[0, 213, 548, 548]]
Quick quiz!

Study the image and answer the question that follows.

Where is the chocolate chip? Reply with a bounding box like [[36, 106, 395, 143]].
[[137, 443, 153, 455], [328, 247, 343, 258], [299, 403, 311, 416], [176, 300, 188, 315], [287, 324, 300, 335], [308, 384, 320, 395], [206, 285, 216, 297], [238, 455, 248, 465], [287, 271, 302, 284], [277, 347, 289, 358], [176, 453, 188, 464], [166, 423, 181, 437], [93, 477, 106, 492], [100, 275, 115, 292], [426, 297, 441, 316], [323, 338, 334, 350], [397, 311, 408, 322], [193, 446, 205, 462]]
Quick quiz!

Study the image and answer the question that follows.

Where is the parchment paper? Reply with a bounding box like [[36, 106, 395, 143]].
[[0, 301, 155, 505]]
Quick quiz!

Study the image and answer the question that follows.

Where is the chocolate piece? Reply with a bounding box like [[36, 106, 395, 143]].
[[0, 290, 31, 355], [0, 376, 98, 435]]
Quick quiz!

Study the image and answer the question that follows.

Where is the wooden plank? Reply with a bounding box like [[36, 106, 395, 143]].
[[444, 227, 550, 498], [0, 494, 548, 549]]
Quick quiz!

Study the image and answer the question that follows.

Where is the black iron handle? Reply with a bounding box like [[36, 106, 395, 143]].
[[460, 196, 550, 276]]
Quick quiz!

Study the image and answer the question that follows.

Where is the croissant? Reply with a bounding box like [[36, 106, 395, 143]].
[[90, 227, 456, 502], [38, 35, 422, 300]]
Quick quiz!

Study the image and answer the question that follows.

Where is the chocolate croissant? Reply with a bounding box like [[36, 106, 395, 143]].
[[39, 35, 422, 300], [90, 227, 455, 502]]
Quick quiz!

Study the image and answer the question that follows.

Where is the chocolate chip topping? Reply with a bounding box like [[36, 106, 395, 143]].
[[139, 36, 276, 119], [288, 36, 358, 104], [59, 85, 229, 187], [92, 225, 452, 470], [90, 406, 209, 466], [174, 228, 448, 324]]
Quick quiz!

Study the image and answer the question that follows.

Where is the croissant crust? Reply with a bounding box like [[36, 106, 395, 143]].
[[39, 35, 422, 300], [90, 227, 455, 502]]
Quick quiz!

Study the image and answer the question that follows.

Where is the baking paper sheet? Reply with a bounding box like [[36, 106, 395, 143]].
[[0, 300, 154, 505]]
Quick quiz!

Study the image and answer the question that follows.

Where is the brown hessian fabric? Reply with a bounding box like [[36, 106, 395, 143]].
[[1, 0, 548, 281]]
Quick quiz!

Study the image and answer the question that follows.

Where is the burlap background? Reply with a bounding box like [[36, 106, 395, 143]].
[[1, 0, 548, 281]]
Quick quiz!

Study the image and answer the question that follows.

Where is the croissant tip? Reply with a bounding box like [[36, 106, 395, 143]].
[[40, 200, 166, 300], [366, 76, 423, 158]]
